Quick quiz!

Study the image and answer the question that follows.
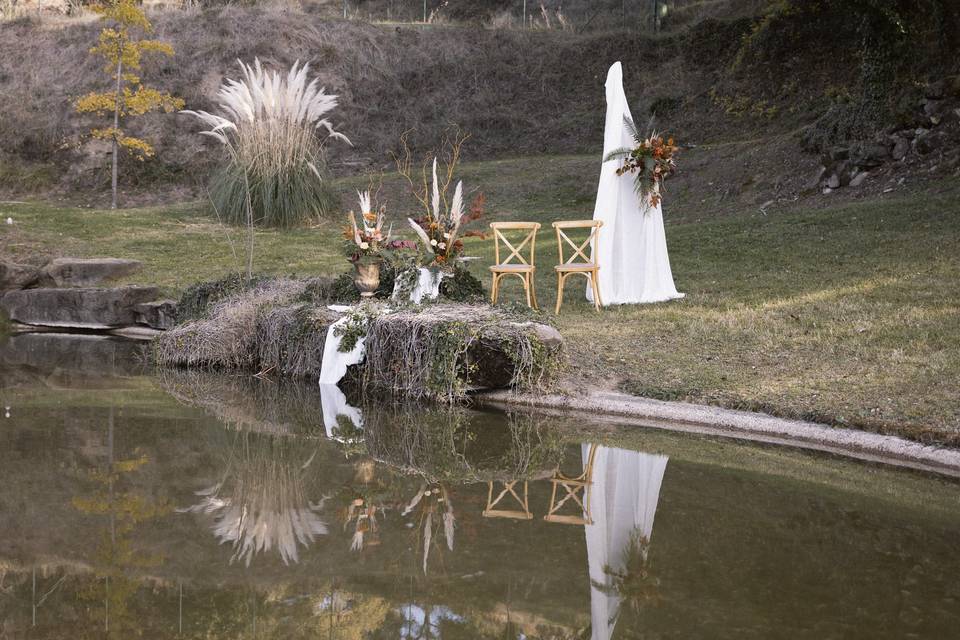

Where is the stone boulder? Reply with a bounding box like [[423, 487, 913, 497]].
[[915, 130, 949, 155], [41, 258, 142, 287], [134, 300, 178, 330], [0, 261, 41, 292], [849, 142, 890, 168], [1, 286, 160, 329], [891, 136, 910, 161]]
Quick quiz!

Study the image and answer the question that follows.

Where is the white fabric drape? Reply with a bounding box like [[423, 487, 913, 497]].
[[318, 383, 363, 439], [588, 61, 684, 305], [391, 268, 449, 304], [318, 314, 366, 385], [584, 444, 669, 640]]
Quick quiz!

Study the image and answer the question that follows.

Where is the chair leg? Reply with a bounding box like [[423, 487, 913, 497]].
[[592, 271, 603, 309], [530, 273, 539, 310], [591, 270, 601, 311], [555, 273, 564, 315], [524, 274, 533, 308], [491, 274, 499, 304]]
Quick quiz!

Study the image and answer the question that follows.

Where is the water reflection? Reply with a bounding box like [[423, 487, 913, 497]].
[[70, 407, 171, 638], [2, 335, 960, 638], [585, 447, 668, 640], [179, 433, 329, 566]]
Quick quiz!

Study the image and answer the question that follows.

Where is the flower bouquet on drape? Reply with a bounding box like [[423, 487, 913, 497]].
[[604, 116, 678, 208]]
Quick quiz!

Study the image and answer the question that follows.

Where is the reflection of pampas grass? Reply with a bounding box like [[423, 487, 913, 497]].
[[180, 435, 328, 566]]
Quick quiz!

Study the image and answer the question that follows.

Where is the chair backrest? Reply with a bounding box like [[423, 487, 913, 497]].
[[489, 222, 541, 267], [553, 220, 603, 266]]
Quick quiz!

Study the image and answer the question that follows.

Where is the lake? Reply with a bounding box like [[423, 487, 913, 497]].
[[1, 332, 958, 639]]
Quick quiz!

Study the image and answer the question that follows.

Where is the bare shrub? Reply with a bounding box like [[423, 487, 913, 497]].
[[153, 277, 307, 369]]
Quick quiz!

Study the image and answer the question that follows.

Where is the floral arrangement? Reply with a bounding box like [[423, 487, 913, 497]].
[[343, 190, 389, 263], [407, 159, 467, 267], [605, 116, 678, 208], [395, 129, 483, 268]]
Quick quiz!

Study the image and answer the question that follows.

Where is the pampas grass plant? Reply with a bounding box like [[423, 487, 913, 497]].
[[183, 58, 350, 229]]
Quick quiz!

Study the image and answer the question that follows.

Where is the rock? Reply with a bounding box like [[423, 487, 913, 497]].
[[915, 130, 949, 155], [0, 286, 160, 329], [134, 300, 178, 330], [923, 99, 947, 117], [891, 136, 910, 161], [530, 323, 564, 349], [808, 166, 829, 189], [826, 173, 841, 189], [829, 146, 849, 162], [41, 258, 142, 287], [947, 76, 960, 98], [850, 142, 890, 168], [925, 80, 946, 100], [849, 171, 870, 188], [0, 261, 41, 292]]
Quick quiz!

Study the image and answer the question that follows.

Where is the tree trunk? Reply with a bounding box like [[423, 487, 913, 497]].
[[111, 44, 123, 210]]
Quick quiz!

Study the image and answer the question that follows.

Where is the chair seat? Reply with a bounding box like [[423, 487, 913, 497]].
[[490, 264, 535, 272], [555, 262, 597, 272]]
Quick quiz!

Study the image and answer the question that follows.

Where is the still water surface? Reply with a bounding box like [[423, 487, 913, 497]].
[[1, 333, 959, 639]]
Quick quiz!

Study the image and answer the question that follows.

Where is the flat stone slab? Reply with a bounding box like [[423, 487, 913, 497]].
[[1, 286, 160, 329], [134, 299, 178, 330], [0, 260, 41, 292], [41, 258, 142, 287]]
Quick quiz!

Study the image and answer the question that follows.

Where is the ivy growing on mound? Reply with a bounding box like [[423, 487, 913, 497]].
[[176, 273, 269, 322]]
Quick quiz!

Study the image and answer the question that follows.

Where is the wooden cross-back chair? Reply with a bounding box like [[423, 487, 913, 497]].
[[544, 443, 599, 525], [552, 220, 603, 314], [489, 222, 541, 309], [482, 480, 533, 520]]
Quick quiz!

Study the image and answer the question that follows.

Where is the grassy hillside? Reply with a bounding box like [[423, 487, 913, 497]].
[[1, 0, 956, 202], [3, 154, 958, 445]]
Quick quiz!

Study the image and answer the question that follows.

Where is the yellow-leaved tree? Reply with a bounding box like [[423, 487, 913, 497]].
[[75, 0, 183, 209]]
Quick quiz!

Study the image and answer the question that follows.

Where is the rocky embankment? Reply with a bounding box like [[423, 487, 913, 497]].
[[0, 257, 177, 334], [813, 77, 960, 194]]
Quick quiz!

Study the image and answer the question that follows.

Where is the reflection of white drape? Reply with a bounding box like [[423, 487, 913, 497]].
[[588, 61, 684, 305], [318, 383, 363, 439], [584, 444, 669, 640]]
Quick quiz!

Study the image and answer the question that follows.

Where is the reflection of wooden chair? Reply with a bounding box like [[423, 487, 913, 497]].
[[544, 443, 599, 525], [552, 220, 603, 314], [489, 222, 541, 309], [482, 480, 533, 520]]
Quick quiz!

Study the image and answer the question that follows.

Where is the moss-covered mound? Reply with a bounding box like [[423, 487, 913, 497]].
[[154, 276, 564, 400]]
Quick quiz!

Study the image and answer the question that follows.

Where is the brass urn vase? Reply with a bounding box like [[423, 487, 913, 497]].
[[353, 260, 381, 298]]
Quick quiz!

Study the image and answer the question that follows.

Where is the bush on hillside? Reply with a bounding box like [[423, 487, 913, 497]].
[[736, 0, 960, 150], [182, 59, 349, 228]]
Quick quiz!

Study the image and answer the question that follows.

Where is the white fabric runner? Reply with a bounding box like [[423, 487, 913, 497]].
[[318, 306, 366, 385], [588, 61, 684, 305], [584, 444, 669, 640]]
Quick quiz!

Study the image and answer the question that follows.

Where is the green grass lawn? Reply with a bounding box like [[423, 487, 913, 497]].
[[2, 155, 958, 445]]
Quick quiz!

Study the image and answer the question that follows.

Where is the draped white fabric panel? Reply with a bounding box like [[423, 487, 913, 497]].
[[589, 61, 684, 305]]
